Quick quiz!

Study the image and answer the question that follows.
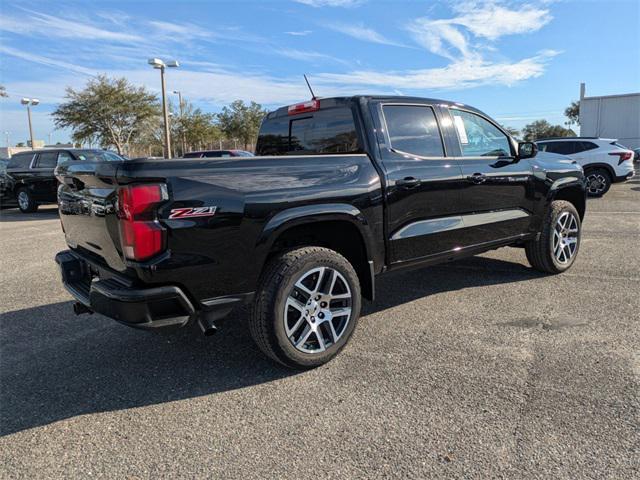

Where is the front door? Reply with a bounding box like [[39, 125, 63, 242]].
[[444, 107, 534, 247], [371, 102, 467, 265]]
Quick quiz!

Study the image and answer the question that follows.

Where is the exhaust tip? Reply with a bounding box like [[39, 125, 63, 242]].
[[198, 316, 218, 336]]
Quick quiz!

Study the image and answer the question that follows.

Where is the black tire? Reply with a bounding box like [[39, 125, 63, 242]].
[[16, 187, 38, 213], [250, 246, 361, 369], [525, 200, 581, 274], [584, 168, 611, 197]]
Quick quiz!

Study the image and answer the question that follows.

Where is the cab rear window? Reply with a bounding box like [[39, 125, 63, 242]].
[[256, 107, 361, 156]]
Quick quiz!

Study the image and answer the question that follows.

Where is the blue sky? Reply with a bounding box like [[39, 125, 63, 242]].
[[1, 0, 639, 145]]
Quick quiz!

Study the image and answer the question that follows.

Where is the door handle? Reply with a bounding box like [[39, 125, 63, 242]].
[[396, 177, 421, 189], [466, 173, 487, 184]]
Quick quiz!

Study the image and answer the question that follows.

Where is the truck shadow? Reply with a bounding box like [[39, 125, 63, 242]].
[[0, 255, 540, 437], [0, 206, 59, 222]]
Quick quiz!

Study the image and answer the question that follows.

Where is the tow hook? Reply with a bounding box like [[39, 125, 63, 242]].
[[197, 313, 218, 336], [73, 302, 93, 315]]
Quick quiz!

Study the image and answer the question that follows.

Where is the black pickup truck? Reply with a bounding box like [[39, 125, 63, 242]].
[[55, 96, 586, 368]]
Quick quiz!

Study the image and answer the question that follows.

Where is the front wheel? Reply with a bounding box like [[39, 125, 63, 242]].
[[525, 200, 581, 274], [17, 187, 38, 213], [250, 247, 361, 369]]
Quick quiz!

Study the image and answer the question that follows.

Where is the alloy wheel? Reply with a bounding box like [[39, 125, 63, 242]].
[[552, 211, 579, 264], [586, 173, 607, 195], [18, 191, 29, 211], [283, 266, 352, 354]]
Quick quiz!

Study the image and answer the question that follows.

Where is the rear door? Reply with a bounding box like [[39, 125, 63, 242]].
[[31, 151, 59, 201], [444, 107, 534, 246], [370, 101, 467, 264]]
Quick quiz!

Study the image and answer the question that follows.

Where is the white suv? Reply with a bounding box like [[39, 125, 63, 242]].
[[536, 138, 635, 196]]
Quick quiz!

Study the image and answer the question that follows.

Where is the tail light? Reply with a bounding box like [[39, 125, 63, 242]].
[[609, 151, 632, 164], [288, 99, 320, 115], [117, 184, 168, 261]]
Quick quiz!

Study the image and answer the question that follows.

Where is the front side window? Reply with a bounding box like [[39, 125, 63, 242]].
[[451, 110, 511, 157], [382, 105, 444, 157], [35, 152, 58, 168]]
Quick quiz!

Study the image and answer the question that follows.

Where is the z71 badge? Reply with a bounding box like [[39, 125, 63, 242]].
[[169, 206, 217, 219]]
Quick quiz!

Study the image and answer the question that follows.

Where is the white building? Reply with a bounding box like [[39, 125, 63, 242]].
[[579, 83, 640, 149]]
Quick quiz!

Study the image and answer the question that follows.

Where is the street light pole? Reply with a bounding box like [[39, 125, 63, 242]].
[[160, 66, 171, 158], [173, 90, 187, 155], [148, 58, 179, 159], [21, 98, 39, 150], [4, 131, 10, 148]]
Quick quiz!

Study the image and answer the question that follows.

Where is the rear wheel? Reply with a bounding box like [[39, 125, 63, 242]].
[[525, 200, 581, 274], [250, 246, 361, 369], [585, 168, 611, 197], [17, 187, 38, 213]]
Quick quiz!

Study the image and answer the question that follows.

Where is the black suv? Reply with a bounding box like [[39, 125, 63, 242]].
[[1, 149, 123, 212]]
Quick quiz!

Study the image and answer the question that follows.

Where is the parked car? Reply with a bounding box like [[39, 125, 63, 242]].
[[1, 149, 124, 212], [55, 95, 586, 369], [536, 137, 635, 196], [182, 150, 254, 158], [633, 148, 640, 164]]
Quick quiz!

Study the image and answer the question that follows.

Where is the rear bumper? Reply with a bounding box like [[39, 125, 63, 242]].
[[55, 250, 195, 329], [614, 170, 634, 182]]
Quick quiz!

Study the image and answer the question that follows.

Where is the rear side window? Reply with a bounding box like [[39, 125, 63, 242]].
[[35, 152, 58, 168], [451, 110, 511, 157], [183, 152, 203, 158], [203, 151, 229, 158], [7, 153, 33, 169], [576, 141, 598, 153], [545, 142, 576, 155], [256, 107, 360, 156], [382, 105, 444, 157]]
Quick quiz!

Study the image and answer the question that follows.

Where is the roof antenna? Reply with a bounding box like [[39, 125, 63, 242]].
[[304, 74, 317, 100]]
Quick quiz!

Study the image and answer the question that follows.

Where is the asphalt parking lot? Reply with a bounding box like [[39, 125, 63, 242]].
[[1, 174, 638, 479]]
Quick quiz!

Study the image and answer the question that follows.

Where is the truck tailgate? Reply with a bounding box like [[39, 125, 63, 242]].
[[56, 160, 127, 272]]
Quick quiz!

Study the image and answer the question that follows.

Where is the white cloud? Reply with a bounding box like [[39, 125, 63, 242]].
[[315, 50, 560, 90], [0, 46, 96, 78], [0, 10, 143, 42], [408, 1, 552, 61], [293, 0, 364, 7], [408, 19, 474, 61], [148, 20, 212, 40], [272, 48, 348, 65], [285, 30, 313, 36], [450, 1, 552, 40], [329, 23, 407, 47]]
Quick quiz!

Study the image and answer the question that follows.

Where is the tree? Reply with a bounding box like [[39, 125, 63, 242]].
[[501, 125, 520, 139], [217, 100, 267, 150], [564, 100, 580, 126], [52, 75, 160, 155], [174, 101, 221, 153], [0, 85, 7, 98], [522, 120, 576, 142]]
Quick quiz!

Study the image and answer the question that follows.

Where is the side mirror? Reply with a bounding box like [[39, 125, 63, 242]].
[[518, 141, 538, 159]]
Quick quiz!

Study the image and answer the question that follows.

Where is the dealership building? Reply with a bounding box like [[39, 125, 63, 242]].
[[579, 83, 640, 149]]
